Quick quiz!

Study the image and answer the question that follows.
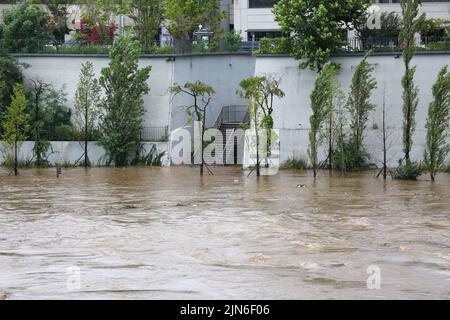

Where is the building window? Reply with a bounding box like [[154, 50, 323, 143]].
[[249, 0, 279, 9]]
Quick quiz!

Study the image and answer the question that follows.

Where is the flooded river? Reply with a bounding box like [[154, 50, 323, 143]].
[[0, 167, 449, 299]]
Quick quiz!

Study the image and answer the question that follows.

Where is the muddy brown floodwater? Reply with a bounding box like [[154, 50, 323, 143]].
[[0, 166, 449, 299]]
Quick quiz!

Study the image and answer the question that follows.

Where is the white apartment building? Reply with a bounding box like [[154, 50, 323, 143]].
[[232, 0, 450, 41]]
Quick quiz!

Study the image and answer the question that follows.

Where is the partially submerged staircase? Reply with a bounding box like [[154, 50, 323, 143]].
[[204, 105, 249, 165]]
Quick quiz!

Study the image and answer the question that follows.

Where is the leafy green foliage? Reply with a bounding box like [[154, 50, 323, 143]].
[[0, 0, 52, 52], [0, 57, 26, 113], [273, 0, 371, 70], [1, 84, 29, 175], [132, 144, 165, 166], [346, 51, 377, 165], [257, 37, 292, 54], [164, 0, 225, 44], [171, 80, 215, 175], [282, 156, 308, 171], [75, 61, 101, 166], [98, 35, 151, 166], [400, 0, 425, 163], [308, 62, 339, 177], [358, 12, 401, 46], [424, 65, 450, 181], [126, 0, 164, 49], [222, 30, 242, 52], [52, 124, 74, 141], [390, 159, 422, 180]]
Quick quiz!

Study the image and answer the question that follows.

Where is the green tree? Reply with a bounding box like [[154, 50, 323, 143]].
[[170, 81, 215, 176], [400, 0, 425, 163], [164, 0, 225, 49], [74, 61, 101, 167], [424, 65, 450, 181], [1, 84, 29, 176], [1, 0, 52, 53], [273, 0, 370, 71], [308, 62, 339, 177], [0, 57, 26, 115], [126, 0, 164, 49], [358, 12, 402, 46], [78, 0, 127, 44], [41, 0, 71, 44], [237, 76, 283, 177], [27, 79, 70, 166], [346, 52, 377, 166], [98, 35, 151, 166]]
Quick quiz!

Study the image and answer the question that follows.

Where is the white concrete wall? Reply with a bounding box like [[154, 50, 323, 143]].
[[254, 53, 450, 166], [170, 54, 255, 130], [18, 55, 173, 128], [14, 53, 450, 167], [0, 141, 169, 166]]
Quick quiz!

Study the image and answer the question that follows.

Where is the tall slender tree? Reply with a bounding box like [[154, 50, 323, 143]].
[[237, 76, 267, 177], [99, 35, 151, 166], [424, 65, 450, 181], [74, 61, 101, 167], [170, 81, 215, 176], [346, 52, 377, 165], [308, 62, 339, 177], [400, 0, 424, 163], [2, 84, 29, 176]]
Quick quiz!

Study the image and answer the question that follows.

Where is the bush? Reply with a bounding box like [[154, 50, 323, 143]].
[[142, 44, 174, 54], [332, 137, 371, 172], [223, 30, 241, 52], [132, 144, 165, 166], [52, 124, 74, 141], [282, 156, 308, 170], [390, 159, 422, 180], [257, 37, 292, 54], [424, 41, 450, 51], [444, 162, 450, 173]]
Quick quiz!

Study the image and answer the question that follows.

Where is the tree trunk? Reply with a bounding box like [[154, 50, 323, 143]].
[[382, 98, 387, 180], [254, 110, 260, 177], [200, 116, 205, 176], [84, 107, 89, 168], [14, 139, 18, 176]]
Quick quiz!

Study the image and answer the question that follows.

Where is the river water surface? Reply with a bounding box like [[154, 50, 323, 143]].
[[0, 167, 449, 299]]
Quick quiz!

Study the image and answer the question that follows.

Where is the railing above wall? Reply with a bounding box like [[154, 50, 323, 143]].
[[140, 126, 169, 142]]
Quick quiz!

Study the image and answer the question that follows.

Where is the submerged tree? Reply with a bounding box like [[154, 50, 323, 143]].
[[28, 79, 52, 166], [99, 35, 151, 166], [400, 0, 424, 163], [170, 81, 215, 176], [1, 84, 29, 176], [74, 61, 101, 167], [346, 51, 377, 167], [308, 62, 339, 177], [27, 79, 69, 166], [237, 76, 267, 177], [424, 65, 450, 181]]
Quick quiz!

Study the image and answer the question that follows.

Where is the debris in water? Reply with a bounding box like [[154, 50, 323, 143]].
[[297, 184, 307, 188], [250, 253, 268, 263]]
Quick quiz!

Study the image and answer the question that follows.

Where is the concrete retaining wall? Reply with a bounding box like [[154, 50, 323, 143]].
[[0, 141, 169, 166], [14, 52, 450, 167]]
